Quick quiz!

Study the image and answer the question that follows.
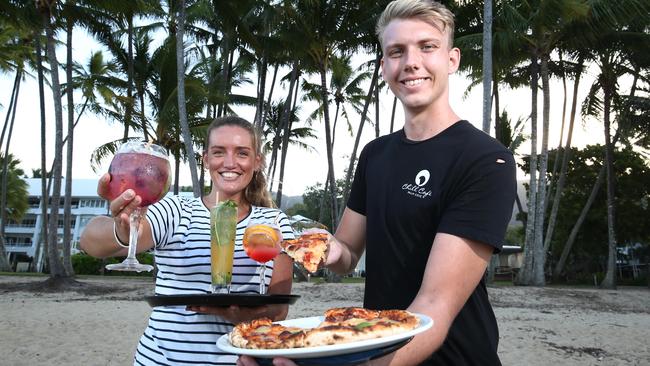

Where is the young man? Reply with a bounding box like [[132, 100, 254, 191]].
[[239, 0, 515, 365]]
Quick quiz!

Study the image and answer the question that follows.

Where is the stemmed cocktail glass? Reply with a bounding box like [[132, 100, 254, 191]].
[[242, 218, 282, 294], [104, 141, 171, 272]]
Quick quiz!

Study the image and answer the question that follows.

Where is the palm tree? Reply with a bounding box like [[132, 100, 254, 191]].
[[0, 153, 29, 270], [36, 0, 67, 279], [174, 0, 201, 196], [261, 100, 317, 194], [283, 0, 366, 228]]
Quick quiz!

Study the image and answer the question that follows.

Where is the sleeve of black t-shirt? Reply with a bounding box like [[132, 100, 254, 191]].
[[346, 144, 369, 216], [437, 150, 516, 252]]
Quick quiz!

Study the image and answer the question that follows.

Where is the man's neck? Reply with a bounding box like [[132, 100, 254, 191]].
[[403, 105, 460, 141]]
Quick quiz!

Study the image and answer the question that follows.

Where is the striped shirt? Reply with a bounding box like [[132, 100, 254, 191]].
[[134, 195, 295, 365]]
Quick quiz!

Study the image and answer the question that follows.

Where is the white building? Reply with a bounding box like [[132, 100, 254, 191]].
[[5, 178, 108, 271]]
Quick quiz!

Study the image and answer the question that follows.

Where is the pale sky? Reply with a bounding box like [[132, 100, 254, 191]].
[[1, 30, 605, 197]]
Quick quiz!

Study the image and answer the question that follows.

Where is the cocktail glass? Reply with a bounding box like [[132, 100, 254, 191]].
[[210, 200, 238, 293], [242, 218, 282, 294], [104, 141, 171, 272]]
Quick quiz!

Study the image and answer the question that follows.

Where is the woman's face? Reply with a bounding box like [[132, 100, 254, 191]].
[[203, 125, 260, 202]]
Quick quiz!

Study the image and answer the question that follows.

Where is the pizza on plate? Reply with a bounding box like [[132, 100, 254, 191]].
[[229, 307, 420, 349], [280, 233, 328, 273]]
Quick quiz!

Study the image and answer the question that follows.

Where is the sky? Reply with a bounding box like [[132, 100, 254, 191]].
[[1, 29, 606, 197]]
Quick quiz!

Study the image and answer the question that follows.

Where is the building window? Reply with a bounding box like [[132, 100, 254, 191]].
[[79, 199, 106, 209]]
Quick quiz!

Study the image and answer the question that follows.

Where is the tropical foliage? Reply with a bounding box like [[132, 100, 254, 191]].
[[0, 0, 648, 290]]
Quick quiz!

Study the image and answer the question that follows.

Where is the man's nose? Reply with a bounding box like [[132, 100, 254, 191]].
[[403, 49, 420, 71]]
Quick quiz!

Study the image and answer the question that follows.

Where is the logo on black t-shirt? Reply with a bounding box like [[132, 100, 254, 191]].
[[415, 170, 430, 186], [402, 170, 433, 199]]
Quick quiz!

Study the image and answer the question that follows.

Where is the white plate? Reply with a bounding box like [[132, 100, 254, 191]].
[[217, 313, 433, 359]]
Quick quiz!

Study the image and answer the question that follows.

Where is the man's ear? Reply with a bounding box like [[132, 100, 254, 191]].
[[448, 47, 460, 74]]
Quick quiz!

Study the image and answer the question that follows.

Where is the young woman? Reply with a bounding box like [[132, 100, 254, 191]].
[[80, 116, 295, 365]]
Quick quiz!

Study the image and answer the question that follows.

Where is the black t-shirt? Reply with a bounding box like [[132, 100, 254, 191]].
[[347, 120, 516, 365]]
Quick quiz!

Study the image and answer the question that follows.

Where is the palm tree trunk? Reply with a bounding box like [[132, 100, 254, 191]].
[[532, 55, 551, 286], [34, 36, 49, 272], [173, 146, 180, 195], [125, 15, 135, 141], [275, 63, 300, 207], [389, 96, 397, 133], [0, 72, 21, 272], [261, 65, 278, 130], [600, 76, 618, 289], [482, 0, 493, 134], [543, 57, 584, 256], [553, 166, 605, 281], [176, 0, 200, 197], [493, 80, 500, 141], [482, 0, 495, 282], [374, 74, 380, 138], [139, 89, 148, 140], [517, 58, 539, 286], [340, 54, 380, 216], [0, 72, 20, 148], [319, 63, 338, 228], [254, 58, 268, 131], [41, 2, 66, 277], [62, 18, 74, 275], [553, 128, 622, 282]]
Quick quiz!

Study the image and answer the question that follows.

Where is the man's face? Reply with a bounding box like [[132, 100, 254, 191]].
[[380, 18, 460, 114]]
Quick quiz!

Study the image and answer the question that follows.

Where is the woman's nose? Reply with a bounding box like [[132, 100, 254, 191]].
[[223, 153, 236, 167]]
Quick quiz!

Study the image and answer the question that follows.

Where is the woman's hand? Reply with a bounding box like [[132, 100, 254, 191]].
[[186, 305, 274, 324], [97, 173, 143, 244]]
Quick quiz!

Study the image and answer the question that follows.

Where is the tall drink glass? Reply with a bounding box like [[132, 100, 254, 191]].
[[105, 141, 171, 272], [242, 218, 282, 294], [210, 200, 238, 293]]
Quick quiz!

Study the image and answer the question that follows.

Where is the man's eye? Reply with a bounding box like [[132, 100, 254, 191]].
[[388, 49, 402, 57], [422, 44, 436, 51]]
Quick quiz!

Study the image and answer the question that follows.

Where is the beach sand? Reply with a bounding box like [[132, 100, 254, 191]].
[[0, 275, 648, 365]]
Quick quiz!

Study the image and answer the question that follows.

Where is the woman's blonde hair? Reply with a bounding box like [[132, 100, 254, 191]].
[[204, 116, 274, 208], [376, 0, 455, 48]]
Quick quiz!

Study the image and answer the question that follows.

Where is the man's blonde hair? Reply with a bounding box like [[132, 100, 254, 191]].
[[376, 0, 455, 48]]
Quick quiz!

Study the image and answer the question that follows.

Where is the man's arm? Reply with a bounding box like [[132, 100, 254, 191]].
[[326, 207, 367, 275], [377, 233, 493, 366]]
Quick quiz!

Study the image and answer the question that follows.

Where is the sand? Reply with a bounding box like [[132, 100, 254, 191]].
[[0, 275, 648, 365]]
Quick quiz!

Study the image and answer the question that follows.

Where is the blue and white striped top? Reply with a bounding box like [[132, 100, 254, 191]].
[[134, 195, 295, 365]]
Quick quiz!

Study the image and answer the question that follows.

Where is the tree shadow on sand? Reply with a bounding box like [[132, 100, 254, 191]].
[[0, 276, 132, 296]]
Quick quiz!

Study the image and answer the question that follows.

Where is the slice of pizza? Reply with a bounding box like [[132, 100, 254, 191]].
[[280, 233, 328, 273], [230, 318, 306, 349]]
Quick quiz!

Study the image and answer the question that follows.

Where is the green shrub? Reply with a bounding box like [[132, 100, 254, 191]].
[[72, 252, 155, 276], [71, 253, 105, 275]]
